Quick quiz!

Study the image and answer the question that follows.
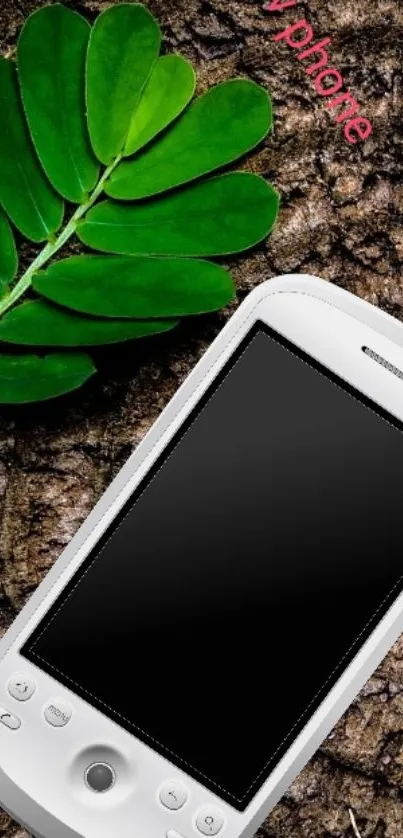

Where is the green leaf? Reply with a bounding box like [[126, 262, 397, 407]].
[[0, 352, 95, 403], [0, 300, 178, 346], [86, 3, 161, 165], [106, 79, 272, 200], [79, 173, 279, 257], [0, 208, 18, 290], [17, 5, 99, 204], [124, 55, 196, 157], [33, 255, 234, 318], [0, 58, 64, 243]]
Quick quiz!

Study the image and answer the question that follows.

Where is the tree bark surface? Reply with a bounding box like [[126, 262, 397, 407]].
[[0, 0, 402, 835]]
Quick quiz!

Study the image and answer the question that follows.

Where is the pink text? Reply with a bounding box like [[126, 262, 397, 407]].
[[264, 1, 373, 145]]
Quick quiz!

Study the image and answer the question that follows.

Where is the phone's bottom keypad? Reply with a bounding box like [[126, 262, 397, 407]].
[[3, 671, 226, 837]]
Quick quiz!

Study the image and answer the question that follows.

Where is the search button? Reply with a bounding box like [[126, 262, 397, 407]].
[[196, 807, 225, 835]]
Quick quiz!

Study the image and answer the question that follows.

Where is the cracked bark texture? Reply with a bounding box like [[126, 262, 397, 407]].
[[0, 0, 402, 835]]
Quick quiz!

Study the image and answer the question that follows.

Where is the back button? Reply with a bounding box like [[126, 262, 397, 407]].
[[159, 780, 188, 810]]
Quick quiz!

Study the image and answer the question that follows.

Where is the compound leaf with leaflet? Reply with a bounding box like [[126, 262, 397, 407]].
[[18, 4, 99, 204], [0, 300, 178, 346], [0, 3, 279, 404], [124, 55, 196, 157], [0, 352, 95, 403], [34, 254, 234, 318], [79, 173, 279, 257], [86, 3, 161, 165], [107, 79, 272, 200], [0, 58, 64, 242]]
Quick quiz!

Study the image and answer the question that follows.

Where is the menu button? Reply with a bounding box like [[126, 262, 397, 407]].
[[44, 699, 72, 727]]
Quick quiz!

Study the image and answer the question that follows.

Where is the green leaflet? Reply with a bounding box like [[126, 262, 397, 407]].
[[0, 300, 178, 346], [124, 55, 196, 157], [79, 173, 280, 257], [107, 79, 272, 200], [86, 3, 161, 165], [18, 5, 99, 204], [34, 255, 234, 318], [0, 208, 18, 290], [0, 352, 95, 403], [0, 58, 64, 243]]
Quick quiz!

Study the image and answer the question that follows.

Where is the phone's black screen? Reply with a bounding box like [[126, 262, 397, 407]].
[[23, 322, 403, 810]]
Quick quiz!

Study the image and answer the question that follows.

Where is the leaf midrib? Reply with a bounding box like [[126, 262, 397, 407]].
[[0, 369, 87, 383], [54, 15, 86, 195], [93, 21, 157, 156], [17, 161, 49, 237], [85, 199, 268, 229], [113, 137, 243, 186]]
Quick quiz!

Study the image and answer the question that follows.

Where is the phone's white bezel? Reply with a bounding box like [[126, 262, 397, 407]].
[[1, 274, 403, 838]]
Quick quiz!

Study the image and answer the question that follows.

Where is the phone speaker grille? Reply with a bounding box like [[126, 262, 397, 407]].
[[362, 346, 403, 382]]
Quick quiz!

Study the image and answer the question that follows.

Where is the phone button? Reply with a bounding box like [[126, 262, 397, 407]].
[[196, 807, 225, 836], [159, 780, 188, 810], [44, 699, 73, 727], [7, 673, 36, 702], [0, 706, 21, 730]]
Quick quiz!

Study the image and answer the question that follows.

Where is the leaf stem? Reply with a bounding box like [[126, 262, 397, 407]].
[[0, 154, 122, 318]]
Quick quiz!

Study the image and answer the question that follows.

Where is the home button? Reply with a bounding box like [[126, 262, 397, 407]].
[[85, 762, 116, 793]]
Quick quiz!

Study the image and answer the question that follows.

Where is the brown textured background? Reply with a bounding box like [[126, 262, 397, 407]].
[[0, 0, 402, 835]]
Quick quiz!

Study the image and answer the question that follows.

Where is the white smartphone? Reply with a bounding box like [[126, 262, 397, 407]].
[[1, 273, 403, 838]]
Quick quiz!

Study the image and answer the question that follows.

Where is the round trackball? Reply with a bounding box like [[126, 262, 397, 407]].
[[85, 762, 116, 793]]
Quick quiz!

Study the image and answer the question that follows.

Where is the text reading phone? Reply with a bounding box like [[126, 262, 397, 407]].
[[1, 274, 403, 838]]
